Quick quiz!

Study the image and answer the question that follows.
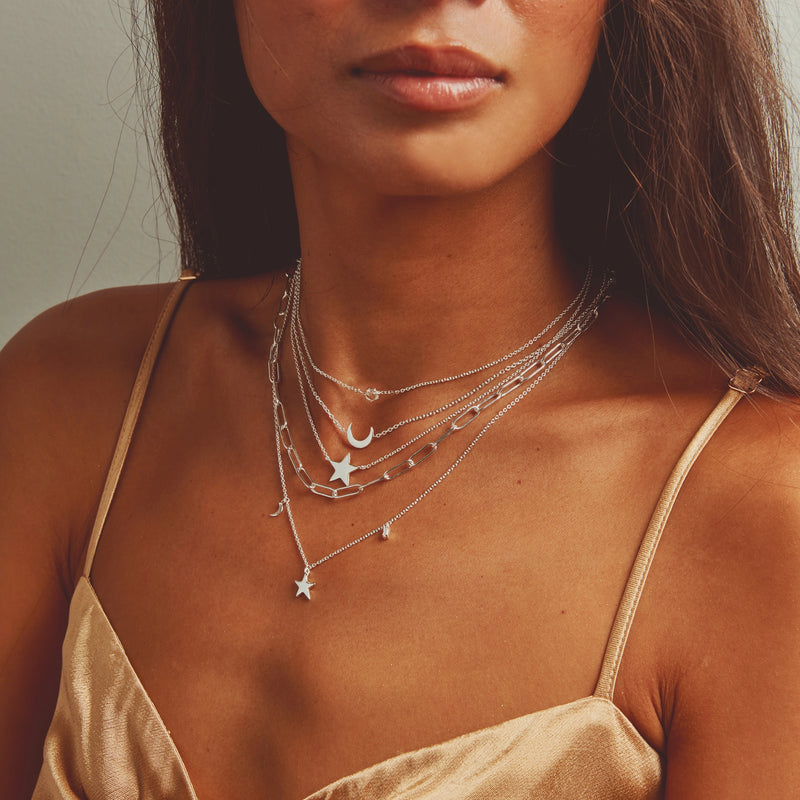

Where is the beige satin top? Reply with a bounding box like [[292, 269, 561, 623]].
[[32, 279, 760, 799]]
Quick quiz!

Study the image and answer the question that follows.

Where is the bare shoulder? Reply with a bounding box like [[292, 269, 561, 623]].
[[597, 300, 800, 794], [1, 282, 176, 382], [654, 391, 800, 797], [2, 281, 177, 383], [0, 274, 282, 574], [0, 283, 177, 561], [0, 274, 280, 797], [689, 391, 800, 593], [699, 389, 800, 638], [0, 282, 176, 798]]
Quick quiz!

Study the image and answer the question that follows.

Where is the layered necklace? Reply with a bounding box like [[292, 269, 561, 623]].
[[269, 263, 613, 598]]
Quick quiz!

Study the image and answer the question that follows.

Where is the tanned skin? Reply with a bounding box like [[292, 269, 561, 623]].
[[2, 0, 799, 796]]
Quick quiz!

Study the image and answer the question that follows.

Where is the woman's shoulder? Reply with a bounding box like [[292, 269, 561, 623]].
[[603, 321, 800, 786], [695, 388, 800, 631], [0, 282, 181, 461], [0, 273, 281, 420], [0, 281, 189, 796], [0, 275, 283, 798], [637, 346, 800, 660], [647, 388, 800, 790], [0, 275, 280, 576], [695, 388, 800, 547], [1, 282, 176, 394], [0, 284, 178, 575]]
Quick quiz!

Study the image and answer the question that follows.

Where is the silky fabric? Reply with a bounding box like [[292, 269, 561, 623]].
[[32, 279, 755, 798], [33, 581, 662, 800]]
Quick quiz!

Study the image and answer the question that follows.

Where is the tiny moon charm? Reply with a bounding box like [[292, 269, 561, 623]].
[[270, 501, 285, 517], [346, 424, 374, 449], [364, 388, 380, 402]]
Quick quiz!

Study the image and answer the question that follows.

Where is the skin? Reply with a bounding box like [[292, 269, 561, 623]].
[[1, 1, 799, 798]]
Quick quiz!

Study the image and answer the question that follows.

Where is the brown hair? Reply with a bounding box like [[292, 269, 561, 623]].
[[132, 0, 298, 276], [133, 0, 800, 397]]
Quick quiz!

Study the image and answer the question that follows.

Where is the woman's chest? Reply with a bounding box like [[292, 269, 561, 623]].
[[84, 392, 682, 798]]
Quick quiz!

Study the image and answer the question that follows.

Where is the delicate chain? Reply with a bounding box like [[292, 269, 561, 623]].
[[272, 271, 614, 585], [290, 266, 593, 441], [292, 323, 538, 470], [276, 331, 592, 498], [292, 261, 591, 400], [275, 357, 563, 577], [269, 270, 614, 500], [289, 272, 593, 469]]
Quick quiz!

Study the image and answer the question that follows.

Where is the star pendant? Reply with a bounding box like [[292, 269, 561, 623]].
[[295, 574, 314, 599], [329, 453, 358, 486]]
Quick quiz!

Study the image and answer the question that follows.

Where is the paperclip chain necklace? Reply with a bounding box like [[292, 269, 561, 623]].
[[289, 266, 593, 449], [269, 269, 614, 597]]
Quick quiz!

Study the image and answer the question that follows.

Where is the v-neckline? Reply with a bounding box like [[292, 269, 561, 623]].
[[74, 576, 656, 800]]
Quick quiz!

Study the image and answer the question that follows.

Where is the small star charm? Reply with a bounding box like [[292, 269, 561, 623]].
[[329, 453, 358, 486], [295, 574, 314, 599], [380, 523, 391, 540]]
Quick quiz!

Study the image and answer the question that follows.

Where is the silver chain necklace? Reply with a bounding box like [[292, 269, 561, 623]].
[[288, 266, 594, 454], [287, 270, 594, 479], [292, 261, 590, 403], [268, 269, 614, 597], [271, 277, 608, 499]]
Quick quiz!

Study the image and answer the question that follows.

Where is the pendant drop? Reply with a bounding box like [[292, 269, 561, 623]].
[[295, 571, 314, 599], [346, 423, 375, 450], [364, 388, 380, 403], [329, 453, 358, 486], [270, 501, 285, 517], [380, 523, 391, 540]]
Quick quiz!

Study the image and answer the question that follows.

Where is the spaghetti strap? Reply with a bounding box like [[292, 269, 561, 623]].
[[593, 368, 763, 700], [82, 275, 197, 579]]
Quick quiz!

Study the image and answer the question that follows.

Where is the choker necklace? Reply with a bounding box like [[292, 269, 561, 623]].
[[268, 267, 615, 598]]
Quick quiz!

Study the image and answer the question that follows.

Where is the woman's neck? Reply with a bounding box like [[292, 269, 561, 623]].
[[289, 148, 579, 392]]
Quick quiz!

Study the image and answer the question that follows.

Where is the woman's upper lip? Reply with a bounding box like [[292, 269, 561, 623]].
[[352, 45, 505, 81]]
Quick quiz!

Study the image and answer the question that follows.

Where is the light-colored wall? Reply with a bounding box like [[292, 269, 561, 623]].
[[1, 2, 178, 348], [1, 1, 799, 347]]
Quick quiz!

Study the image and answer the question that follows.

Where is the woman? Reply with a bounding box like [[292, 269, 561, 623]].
[[2, 0, 799, 797]]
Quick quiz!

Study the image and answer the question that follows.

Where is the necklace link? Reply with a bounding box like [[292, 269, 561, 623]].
[[407, 441, 438, 467], [293, 260, 592, 398], [288, 266, 595, 453], [450, 405, 482, 431]]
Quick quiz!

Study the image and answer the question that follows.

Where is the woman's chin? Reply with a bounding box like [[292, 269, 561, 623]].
[[305, 138, 545, 200], [359, 166, 505, 198]]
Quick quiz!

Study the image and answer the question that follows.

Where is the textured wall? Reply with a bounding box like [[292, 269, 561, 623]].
[[1, 0, 799, 346]]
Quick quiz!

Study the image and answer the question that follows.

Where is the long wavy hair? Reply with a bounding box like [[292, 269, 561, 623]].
[[132, 0, 800, 397]]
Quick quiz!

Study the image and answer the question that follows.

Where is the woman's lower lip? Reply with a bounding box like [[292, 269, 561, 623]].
[[357, 72, 501, 112]]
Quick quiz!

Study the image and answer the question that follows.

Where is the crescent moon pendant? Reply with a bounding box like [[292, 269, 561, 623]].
[[270, 501, 285, 517], [346, 424, 374, 449]]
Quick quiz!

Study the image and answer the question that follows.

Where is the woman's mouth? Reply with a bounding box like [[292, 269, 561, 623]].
[[352, 45, 505, 112]]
